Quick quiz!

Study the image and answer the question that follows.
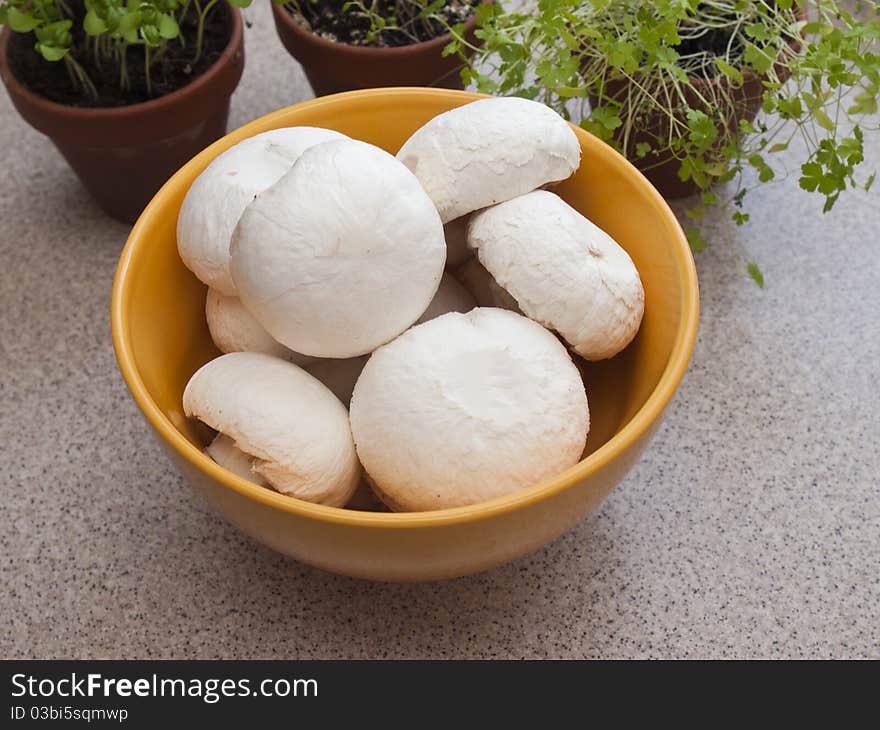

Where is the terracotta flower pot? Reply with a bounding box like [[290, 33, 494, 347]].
[[593, 72, 769, 199], [0, 4, 244, 223], [271, 2, 482, 96], [590, 7, 806, 199]]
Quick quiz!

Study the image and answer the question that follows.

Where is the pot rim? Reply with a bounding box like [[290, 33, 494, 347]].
[[271, 0, 481, 57], [111, 88, 700, 531], [0, 1, 242, 120]]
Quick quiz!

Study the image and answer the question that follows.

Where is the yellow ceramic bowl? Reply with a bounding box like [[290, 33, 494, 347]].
[[112, 88, 699, 582]]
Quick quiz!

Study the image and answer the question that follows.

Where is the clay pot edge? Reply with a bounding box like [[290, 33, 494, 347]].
[[0, 3, 243, 128], [270, 1, 482, 59]]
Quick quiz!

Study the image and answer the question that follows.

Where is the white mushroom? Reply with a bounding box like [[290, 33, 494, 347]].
[[443, 215, 473, 269], [230, 139, 446, 358], [453, 258, 522, 314], [468, 190, 645, 361], [416, 271, 476, 323], [349, 308, 589, 511], [205, 433, 267, 486], [177, 126, 347, 295], [205, 288, 317, 367], [183, 352, 360, 507], [396, 97, 581, 223]]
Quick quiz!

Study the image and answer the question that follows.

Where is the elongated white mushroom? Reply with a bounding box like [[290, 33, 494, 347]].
[[230, 139, 446, 358], [349, 308, 589, 511], [468, 190, 645, 361], [183, 352, 360, 507], [205, 289, 316, 367], [397, 97, 581, 223], [177, 126, 347, 295], [205, 433, 267, 486]]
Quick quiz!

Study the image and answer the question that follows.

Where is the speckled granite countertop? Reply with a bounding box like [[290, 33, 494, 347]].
[[2, 3, 878, 659]]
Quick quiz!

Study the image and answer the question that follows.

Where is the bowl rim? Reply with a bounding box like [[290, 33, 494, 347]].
[[111, 87, 699, 530]]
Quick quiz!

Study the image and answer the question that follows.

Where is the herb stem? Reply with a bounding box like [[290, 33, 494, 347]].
[[193, 0, 219, 65], [145, 45, 152, 97]]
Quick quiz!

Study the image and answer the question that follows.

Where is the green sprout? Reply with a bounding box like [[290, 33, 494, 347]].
[[1, 0, 254, 101]]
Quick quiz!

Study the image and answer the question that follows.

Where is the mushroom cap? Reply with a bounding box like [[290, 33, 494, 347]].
[[230, 139, 446, 358], [416, 271, 476, 324], [443, 215, 473, 269], [183, 352, 360, 507], [349, 308, 589, 511], [205, 433, 267, 487], [177, 126, 347, 295], [396, 97, 581, 223], [205, 289, 316, 367], [468, 190, 645, 361], [454, 258, 522, 314]]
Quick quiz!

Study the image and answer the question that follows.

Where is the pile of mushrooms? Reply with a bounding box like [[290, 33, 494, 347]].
[[177, 97, 644, 512]]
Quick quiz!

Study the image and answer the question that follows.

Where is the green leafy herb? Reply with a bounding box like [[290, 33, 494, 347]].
[[746, 261, 764, 288], [460, 0, 880, 285]]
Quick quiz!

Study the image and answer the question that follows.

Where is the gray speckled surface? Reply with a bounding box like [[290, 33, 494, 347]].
[[2, 2, 879, 660]]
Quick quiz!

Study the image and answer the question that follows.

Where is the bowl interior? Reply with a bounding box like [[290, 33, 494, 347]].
[[115, 89, 694, 513]]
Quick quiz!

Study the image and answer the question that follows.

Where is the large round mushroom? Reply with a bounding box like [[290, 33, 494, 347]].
[[468, 190, 645, 361], [349, 308, 589, 511], [230, 139, 446, 358], [183, 352, 360, 507], [396, 97, 581, 223], [177, 126, 347, 296]]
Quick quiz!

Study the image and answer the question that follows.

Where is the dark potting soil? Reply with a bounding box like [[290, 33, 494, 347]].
[[287, 0, 479, 48], [7, 4, 231, 107], [676, 25, 748, 65], [674, 1, 793, 75]]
